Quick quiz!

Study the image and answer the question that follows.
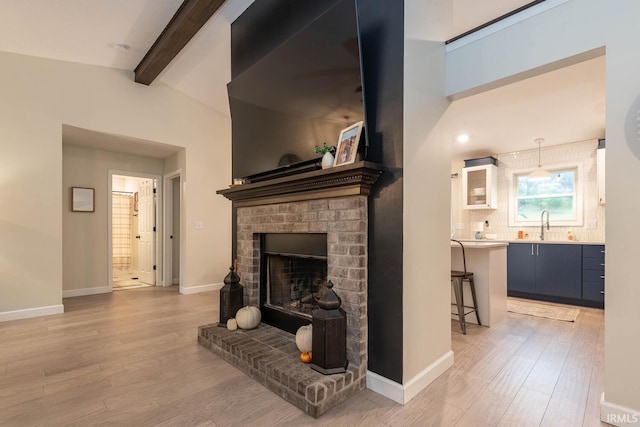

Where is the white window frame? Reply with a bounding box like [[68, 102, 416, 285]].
[[508, 162, 584, 227]]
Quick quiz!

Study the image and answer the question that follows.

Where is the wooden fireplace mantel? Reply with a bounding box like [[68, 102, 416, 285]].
[[217, 161, 384, 207]]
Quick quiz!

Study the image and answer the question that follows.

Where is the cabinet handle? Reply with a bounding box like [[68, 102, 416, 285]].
[[600, 291, 605, 294], [537, 244, 539, 256], [531, 244, 534, 256], [601, 250, 605, 253], [601, 263, 605, 267], [600, 275, 605, 279]]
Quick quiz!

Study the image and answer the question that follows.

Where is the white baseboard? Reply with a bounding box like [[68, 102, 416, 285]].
[[0, 304, 64, 322], [404, 350, 454, 403], [180, 283, 223, 295], [601, 393, 640, 426], [367, 350, 454, 405], [63, 286, 111, 298], [367, 371, 404, 404]]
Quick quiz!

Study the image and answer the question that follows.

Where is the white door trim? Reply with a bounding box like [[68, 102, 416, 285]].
[[108, 170, 163, 290], [163, 169, 183, 289]]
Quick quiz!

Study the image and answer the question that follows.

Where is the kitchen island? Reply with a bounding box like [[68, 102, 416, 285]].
[[451, 241, 509, 327]]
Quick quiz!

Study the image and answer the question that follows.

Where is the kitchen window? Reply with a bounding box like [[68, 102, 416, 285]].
[[509, 165, 583, 226]]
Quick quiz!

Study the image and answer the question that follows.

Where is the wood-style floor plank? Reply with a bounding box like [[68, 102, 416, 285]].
[[583, 314, 605, 427], [540, 310, 601, 426], [498, 387, 551, 427], [0, 287, 605, 426]]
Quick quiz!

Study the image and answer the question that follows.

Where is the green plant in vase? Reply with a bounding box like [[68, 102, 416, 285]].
[[314, 142, 336, 169], [313, 142, 335, 155]]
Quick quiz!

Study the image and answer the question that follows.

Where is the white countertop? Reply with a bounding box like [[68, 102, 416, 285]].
[[455, 239, 604, 246], [451, 241, 508, 248], [503, 239, 604, 245]]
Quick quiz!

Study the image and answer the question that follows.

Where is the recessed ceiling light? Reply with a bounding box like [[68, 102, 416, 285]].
[[457, 134, 469, 143]]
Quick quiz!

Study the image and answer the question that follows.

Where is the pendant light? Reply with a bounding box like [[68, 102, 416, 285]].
[[528, 138, 551, 181]]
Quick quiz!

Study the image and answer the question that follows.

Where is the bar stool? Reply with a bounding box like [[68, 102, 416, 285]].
[[451, 239, 481, 334]]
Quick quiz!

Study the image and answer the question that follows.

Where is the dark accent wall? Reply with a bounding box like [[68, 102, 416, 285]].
[[357, 0, 404, 384], [230, 0, 404, 384]]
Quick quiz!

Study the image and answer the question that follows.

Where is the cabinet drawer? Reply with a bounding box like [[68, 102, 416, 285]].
[[583, 269, 605, 283], [583, 281, 605, 302], [583, 257, 605, 271], [583, 245, 605, 258]]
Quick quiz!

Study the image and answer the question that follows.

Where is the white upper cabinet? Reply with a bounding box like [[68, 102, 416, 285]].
[[462, 163, 498, 210], [597, 145, 605, 205]]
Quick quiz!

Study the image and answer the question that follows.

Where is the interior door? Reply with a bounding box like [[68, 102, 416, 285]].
[[138, 179, 155, 285]]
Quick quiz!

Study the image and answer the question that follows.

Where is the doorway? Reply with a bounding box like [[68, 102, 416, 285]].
[[163, 170, 182, 290], [109, 172, 162, 291]]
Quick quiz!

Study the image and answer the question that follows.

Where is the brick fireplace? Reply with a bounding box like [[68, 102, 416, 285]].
[[237, 195, 368, 366], [199, 161, 382, 417]]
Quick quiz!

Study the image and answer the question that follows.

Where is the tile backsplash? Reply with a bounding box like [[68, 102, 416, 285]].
[[452, 139, 605, 242]]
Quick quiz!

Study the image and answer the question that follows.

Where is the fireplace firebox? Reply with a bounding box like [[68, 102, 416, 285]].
[[260, 233, 327, 333]]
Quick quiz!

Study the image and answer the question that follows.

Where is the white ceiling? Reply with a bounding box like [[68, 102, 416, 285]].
[[2, 0, 603, 160], [448, 55, 606, 161], [0, 0, 184, 70]]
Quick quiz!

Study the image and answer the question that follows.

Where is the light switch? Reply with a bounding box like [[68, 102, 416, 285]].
[[194, 221, 203, 230]]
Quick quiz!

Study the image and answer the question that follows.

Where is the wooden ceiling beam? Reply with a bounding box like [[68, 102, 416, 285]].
[[134, 0, 226, 85]]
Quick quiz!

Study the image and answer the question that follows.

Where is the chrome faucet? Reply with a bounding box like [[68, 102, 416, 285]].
[[540, 210, 550, 240]]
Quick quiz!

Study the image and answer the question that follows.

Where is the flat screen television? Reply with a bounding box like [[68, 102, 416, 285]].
[[228, 0, 367, 181]]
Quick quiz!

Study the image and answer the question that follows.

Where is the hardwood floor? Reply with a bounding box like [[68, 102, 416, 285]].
[[0, 287, 606, 426]]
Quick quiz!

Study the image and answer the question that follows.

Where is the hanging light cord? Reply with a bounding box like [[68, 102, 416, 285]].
[[535, 138, 544, 167], [538, 141, 542, 167]]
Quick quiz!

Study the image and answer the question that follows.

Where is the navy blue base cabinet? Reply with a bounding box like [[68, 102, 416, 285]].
[[582, 245, 605, 307], [507, 243, 536, 293], [507, 243, 604, 308]]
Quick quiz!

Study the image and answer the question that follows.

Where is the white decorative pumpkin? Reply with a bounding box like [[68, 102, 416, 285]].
[[295, 324, 313, 353], [226, 318, 238, 331], [235, 306, 261, 329]]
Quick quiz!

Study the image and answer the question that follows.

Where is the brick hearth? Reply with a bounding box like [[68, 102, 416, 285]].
[[198, 323, 364, 417]]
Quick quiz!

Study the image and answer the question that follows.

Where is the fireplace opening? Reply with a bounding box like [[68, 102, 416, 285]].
[[260, 233, 327, 333]]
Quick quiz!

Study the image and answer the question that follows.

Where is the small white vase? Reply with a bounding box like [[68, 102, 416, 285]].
[[321, 152, 334, 169]]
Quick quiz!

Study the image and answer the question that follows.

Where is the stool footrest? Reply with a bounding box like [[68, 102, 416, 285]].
[[451, 274, 481, 334], [451, 309, 478, 317]]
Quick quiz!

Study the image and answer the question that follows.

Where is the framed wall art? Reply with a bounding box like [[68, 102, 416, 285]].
[[71, 187, 95, 212]]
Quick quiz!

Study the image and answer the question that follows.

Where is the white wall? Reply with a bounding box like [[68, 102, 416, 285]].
[[112, 175, 147, 193], [451, 160, 469, 238], [0, 50, 231, 317], [402, 0, 453, 402], [445, 0, 640, 418]]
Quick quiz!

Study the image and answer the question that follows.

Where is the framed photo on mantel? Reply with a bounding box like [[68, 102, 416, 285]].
[[334, 121, 363, 167]]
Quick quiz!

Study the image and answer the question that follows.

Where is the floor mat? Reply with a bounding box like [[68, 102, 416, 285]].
[[507, 299, 580, 322]]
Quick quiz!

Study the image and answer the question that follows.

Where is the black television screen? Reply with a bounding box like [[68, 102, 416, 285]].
[[228, 0, 366, 180]]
